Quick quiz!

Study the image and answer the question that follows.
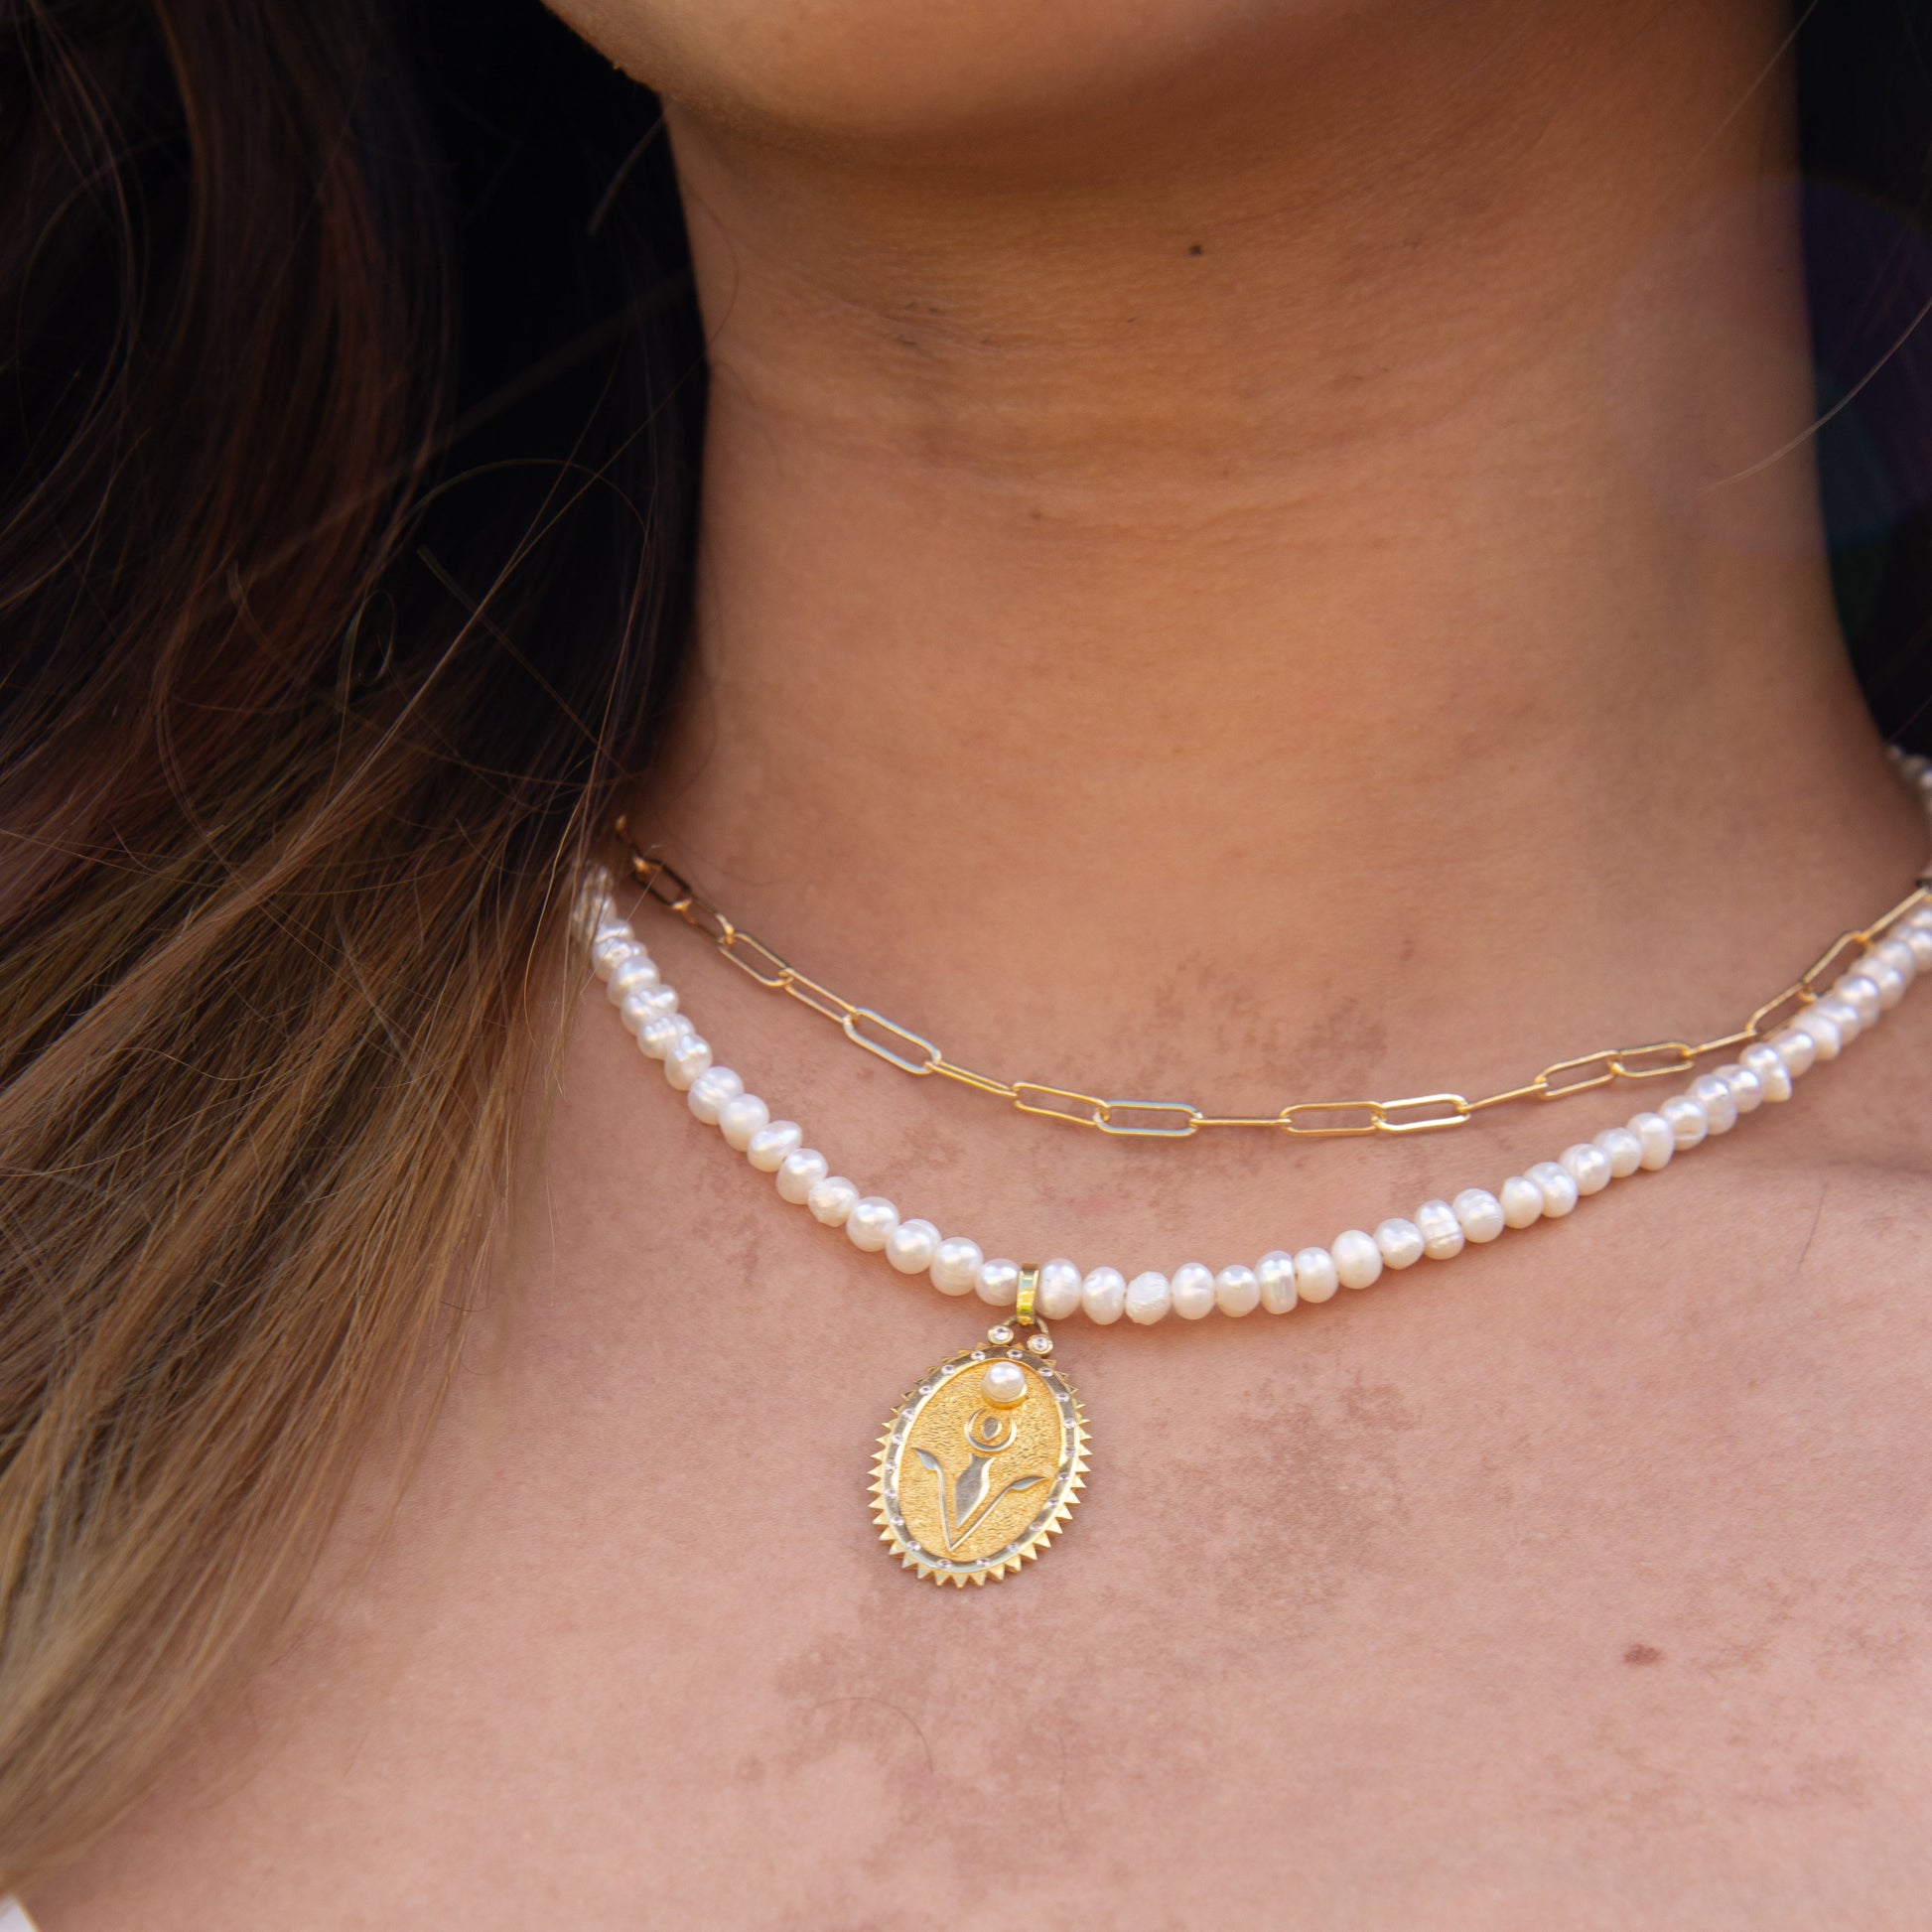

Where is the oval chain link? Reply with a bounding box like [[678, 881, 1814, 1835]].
[[615, 827, 1931, 1140]]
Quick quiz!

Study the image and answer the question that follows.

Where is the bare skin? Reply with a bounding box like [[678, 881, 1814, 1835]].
[[35, 0, 1932, 1925]]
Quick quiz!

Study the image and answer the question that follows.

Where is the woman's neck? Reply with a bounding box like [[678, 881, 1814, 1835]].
[[636, 0, 1921, 1097]]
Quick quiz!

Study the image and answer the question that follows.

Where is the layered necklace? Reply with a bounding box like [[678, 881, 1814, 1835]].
[[584, 750, 1932, 1587]]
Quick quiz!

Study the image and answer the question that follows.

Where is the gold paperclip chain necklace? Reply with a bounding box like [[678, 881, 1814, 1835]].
[[613, 803, 1932, 1144]]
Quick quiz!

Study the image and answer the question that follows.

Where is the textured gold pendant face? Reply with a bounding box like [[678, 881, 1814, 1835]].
[[872, 1328, 1088, 1586]]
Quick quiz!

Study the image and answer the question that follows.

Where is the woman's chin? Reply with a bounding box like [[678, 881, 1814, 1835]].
[[544, 0, 1349, 155]]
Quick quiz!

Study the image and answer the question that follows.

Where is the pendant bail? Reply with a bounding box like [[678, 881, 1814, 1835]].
[[1015, 1263, 1040, 1326]]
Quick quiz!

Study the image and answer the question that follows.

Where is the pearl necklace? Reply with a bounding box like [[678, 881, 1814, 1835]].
[[585, 753, 1932, 1585]]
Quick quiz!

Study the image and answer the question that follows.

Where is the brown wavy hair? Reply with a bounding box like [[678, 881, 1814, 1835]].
[[0, 0, 1926, 1891]]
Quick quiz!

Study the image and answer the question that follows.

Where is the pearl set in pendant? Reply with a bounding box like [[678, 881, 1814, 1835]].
[[586, 880, 1932, 1326]]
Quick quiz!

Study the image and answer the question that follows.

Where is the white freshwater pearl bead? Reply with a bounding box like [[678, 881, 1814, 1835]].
[[590, 933, 636, 977], [593, 936, 639, 977], [1816, 997, 1862, 1042], [663, 1035, 713, 1090], [1561, 1143, 1613, 1195], [1039, 1259, 1084, 1319], [1415, 1199, 1465, 1260], [619, 984, 679, 1035], [1375, 1218, 1426, 1269], [1738, 1040, 1792, 1102], [1628, 1111, 1676, 1170], [1125, 1271, 1173, 1324], [1771, 1025, 1818, 1075], [717, 1092, 771, 1151], [606, 955, 661, 1004], [618, 973, 679, 1020], [1082, 1266, 1128, 1324], [746, 1119, 803, 1173], [1834, 975, 1883, 1027], [929, 1237, 983, 1296], [686, 1065, 745, 1125], [1450, 1188, 1506, 1242], [975, 1258, 1021, 1308], [776, 1148, 829, 1203], [885, 1217, 941, 1275], [1295, 1247, 1340, 1303], [807, 1174, 859, 1226], [1815, 995, 1863, 1044], [1661, 1093, 1709, 1150], [1500, 1176, 1546, 1226], [846, 1196, 899, 1253], [1873, 937, 1919, 987], [599, 954, 652, 1004], [1592, 1126, 1644, 1178], [1900, 924, 1932, 972], [1716, 1063, 1763, 1114], [981, 1361, 1027, 1406], [1526, 1162, 1580, 1217], [1861, 934, 1906, 975], [1863, 959, 1906, 1009], [1687, 1074, 1737, 1135], [1793, 1007, 1845, 1058], [1214, 1265, 1262, 1316], [1332, 1229, 1384, 1288], [1256, 1251, 1299, 1313], [1869, 927, 1916, 981], [636, 1013, 691, 1059], [1171, 1263, 1216, 1318]]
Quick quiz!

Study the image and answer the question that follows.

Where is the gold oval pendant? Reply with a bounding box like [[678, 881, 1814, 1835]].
[[872, 1325, 1088, 1586]]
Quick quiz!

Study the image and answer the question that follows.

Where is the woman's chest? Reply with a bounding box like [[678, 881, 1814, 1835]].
[[41, 1165, 1932, 1930]]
